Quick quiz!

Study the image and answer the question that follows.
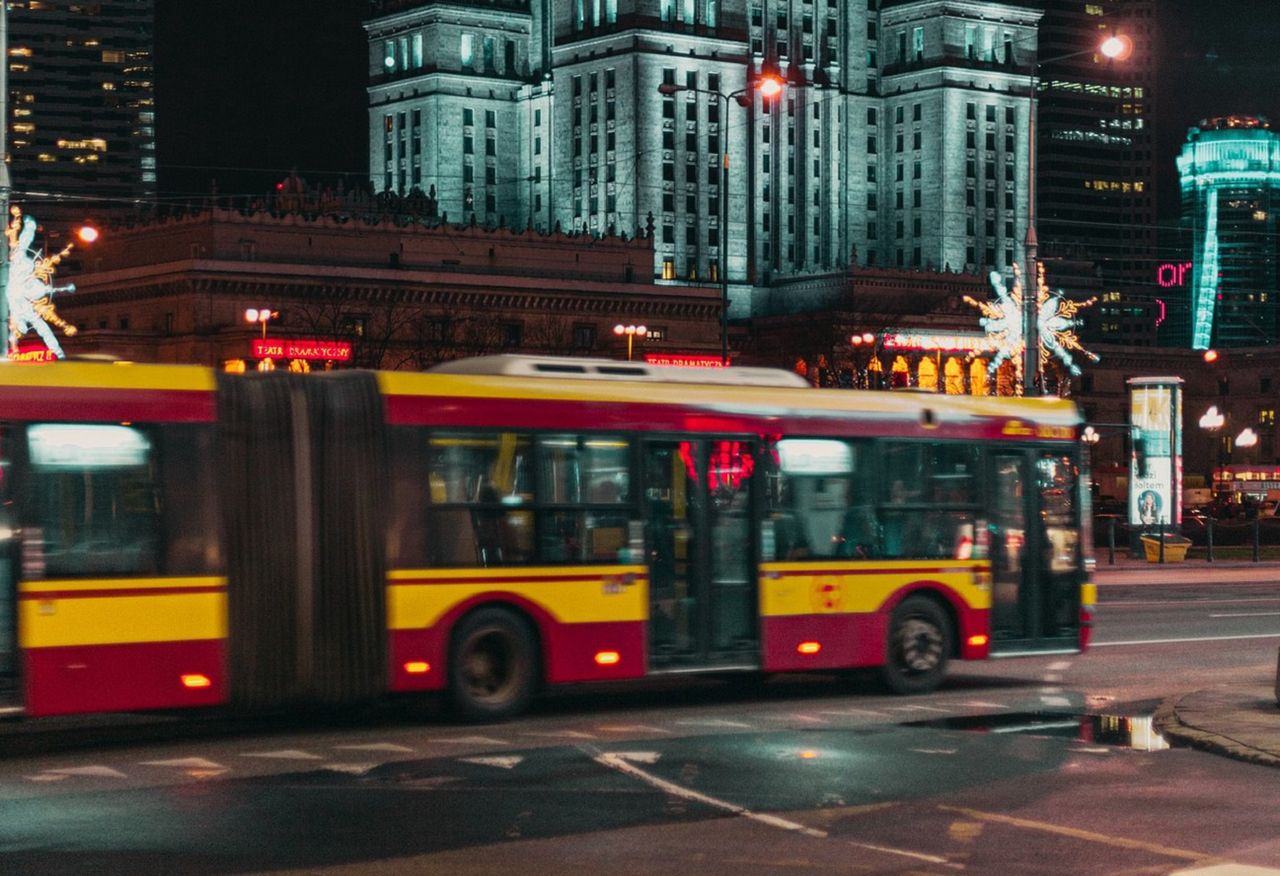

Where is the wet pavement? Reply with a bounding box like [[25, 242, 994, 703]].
[[1095, 555, 1280, 768]]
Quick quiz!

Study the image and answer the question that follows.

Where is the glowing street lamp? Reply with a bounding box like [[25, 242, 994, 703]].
[[245, 307, 277, 340], [614, 323, 647, 360], [657, 72, 785, 366], [76, 225, 99, 245]]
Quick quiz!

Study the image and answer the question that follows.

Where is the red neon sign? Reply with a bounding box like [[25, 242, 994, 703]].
[[9, 343, 56, 364], [1156, 262, 1192, 288], [252, 338, 352, 362], [643, 353, 726, 368]]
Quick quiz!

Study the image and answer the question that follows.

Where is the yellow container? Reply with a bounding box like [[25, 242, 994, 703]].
[[1141, 535, 1191, 563]]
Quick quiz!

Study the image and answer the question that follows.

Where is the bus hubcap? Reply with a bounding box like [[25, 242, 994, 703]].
[[899, 619, 942, 672]]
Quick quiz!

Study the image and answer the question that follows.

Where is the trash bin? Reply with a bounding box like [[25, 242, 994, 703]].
[[1140, 533, 1191, 563]]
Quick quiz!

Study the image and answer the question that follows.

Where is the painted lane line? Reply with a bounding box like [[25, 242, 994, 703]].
[[459, 756, 524, 770], [596, 724, 673, 734], [1208, 611, 1280, 618], [140, 757, 227, 770], [675, 718, 754, 728], [433, 736, 510, 746], [1173, 864, 1280, 875], [322, 763, 379, 776], [1043, 674, 1064, 682], [909, 748, 958, 755], [1047, 660, 1072, 671], [241, 750, 323, 761], [591, 750, 828, 839], [939, 805, 1207, 862], [1106, 597, 1280, 607], [610, 751, 661, 764], [1093, 633, 1280, 647], [46, 766, 128, 778], [1040, 696, 1072, 707], [886, 705, 951, 713], [959, 701, 1008, 709], [335, 743, 415, 753], [819, 708, 891, 718], [520, 730, 598, 740]]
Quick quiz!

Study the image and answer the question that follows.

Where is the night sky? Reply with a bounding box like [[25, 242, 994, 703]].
[[153, 0, 1280, 224]]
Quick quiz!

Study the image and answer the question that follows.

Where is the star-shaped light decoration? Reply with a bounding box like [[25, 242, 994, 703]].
[[963, 264, 1099, 396]]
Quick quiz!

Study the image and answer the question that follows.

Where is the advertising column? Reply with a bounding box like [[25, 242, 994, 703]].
[[1127, 377, 1183, 533]]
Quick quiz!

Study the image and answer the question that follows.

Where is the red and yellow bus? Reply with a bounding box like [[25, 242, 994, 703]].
[[0, 356, 1093, 721]]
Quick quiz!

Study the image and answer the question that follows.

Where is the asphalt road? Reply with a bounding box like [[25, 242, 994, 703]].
[[1, 577, 1279, 875]]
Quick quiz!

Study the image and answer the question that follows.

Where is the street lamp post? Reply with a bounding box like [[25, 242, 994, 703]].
[[0, 1, 11, 361], [1023, 33, 1132, 394], [658, 74, 782, 366], [613, 322, 646, 361], [245, 307, 277, 341]]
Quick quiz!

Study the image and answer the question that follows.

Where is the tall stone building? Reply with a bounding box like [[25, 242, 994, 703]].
[[364, 0, 1041, 315], [6, 0, 156, 230]]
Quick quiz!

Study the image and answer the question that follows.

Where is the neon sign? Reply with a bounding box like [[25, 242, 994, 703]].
[[642, 353, 726, 368], [252, 339, 352, 362], [1156, 262, 1192, 288], [880, 332, 996, 353]]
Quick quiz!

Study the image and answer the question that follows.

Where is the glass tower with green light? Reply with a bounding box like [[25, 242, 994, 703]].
[[1176, 117, 1280, 350]]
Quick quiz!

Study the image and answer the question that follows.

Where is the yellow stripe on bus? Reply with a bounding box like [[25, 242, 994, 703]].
[[758, 560, 992, 617], [20, 576, 225, 595], [20, 592, 227, 648], [0, 361, 215, 392], [387, 566, 648, 628]]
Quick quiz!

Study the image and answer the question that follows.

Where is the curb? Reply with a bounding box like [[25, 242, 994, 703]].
[[1154, 692, 1280, 769]]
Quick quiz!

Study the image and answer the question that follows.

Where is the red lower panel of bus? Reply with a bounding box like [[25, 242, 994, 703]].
[[761, 613, 886, 671], [388, 619, 647, 692], [23, 640, 226, 717]]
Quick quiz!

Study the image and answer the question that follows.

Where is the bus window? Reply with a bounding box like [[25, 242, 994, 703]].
[[424, 432, 534, 566], [763, 438, 874, 559], [1037, 452, 1080, 573], [880, 442, 979, 559], [537, 435, 631, 563], [27, 423, 160, 576], [157, 425, 221, 574]]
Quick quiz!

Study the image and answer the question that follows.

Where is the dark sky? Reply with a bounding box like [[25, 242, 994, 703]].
[[153, 0, 369, 203], [152, 0, 1280, 222]]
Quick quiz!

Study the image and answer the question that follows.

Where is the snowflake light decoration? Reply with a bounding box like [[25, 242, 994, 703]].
[[5, 206, 78, 358], [964, 263, 1099, 395]]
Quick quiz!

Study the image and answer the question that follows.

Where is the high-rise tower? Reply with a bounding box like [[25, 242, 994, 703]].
[[1177, 116, 1280, 350], [6, 1, 156, 230]]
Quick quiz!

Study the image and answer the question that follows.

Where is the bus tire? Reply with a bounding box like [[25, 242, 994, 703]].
[[880, 596, 950, 695], [448, 607, 538, 722]]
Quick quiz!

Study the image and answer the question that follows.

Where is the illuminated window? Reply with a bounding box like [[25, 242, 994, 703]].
[[460, 33, 474, 67]]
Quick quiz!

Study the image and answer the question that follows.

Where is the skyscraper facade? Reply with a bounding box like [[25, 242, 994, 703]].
[[6, 0, 156, 229], [1177, 116, 1280, 350], [365, 0, 1040, 313], [1034, 0, 1156, 346]]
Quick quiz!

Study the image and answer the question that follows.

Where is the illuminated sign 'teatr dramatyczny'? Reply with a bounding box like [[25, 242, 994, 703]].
[[252, 339, 352, 362]]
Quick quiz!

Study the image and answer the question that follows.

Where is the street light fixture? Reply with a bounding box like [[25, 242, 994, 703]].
[[613, 323, 647, 361], [657, 71, 785, 366], [245, 307, 277, 340], [1023, 32, 1132, 394]]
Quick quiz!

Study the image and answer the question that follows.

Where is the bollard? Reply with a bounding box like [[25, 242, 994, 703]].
[[1207, 516, 1214, 563], [1254, 515, 1261, 563], [1159, 521, 1165, 563], [1275, 646, 1280, 707], [1107, 516, 1115, 565]]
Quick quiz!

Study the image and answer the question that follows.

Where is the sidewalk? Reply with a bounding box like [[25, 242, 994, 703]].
[[1092, 556, 1280, 765]]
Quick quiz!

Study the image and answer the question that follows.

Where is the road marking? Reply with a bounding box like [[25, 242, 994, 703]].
[[886, 705, 951, 713], [675, 718, 753, 728], [590, 749, 828, 839], [1208, 611, 1280, 618], [140, 757, 226, 770], [1040, 696, 1072, 707], [909, 748, 958, 755], [596, 724, 673, 734], [819, 708, 891, 718], [1173, 864, 1280, 875], [520, 730, 598, 740], [434, 736, 509, 746], [959, 700, 1007, 709], [323, 763, 379, 776], [335, 743, 415, 753], [1047, 660, 1072, 671], [1093, 633, 1280, 647], [939, 805, 1206, 861], [607, 751, 662, 764], [459, 755, 524, 770], [1106, 597, 1280, 607], [45, 766, 128, 778], [241, 750, 323, 760]]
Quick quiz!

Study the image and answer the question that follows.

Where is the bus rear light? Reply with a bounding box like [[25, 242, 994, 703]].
[[967, 634, 989, 648], [404, 661, 431, 674], [594, 651, 621, 666], [797, 641, 821, 655], [181, 674, 212, 689]]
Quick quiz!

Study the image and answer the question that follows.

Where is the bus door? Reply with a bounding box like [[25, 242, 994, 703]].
[[988, 449, 1083, 652], [643, 439, 759, 670], [0, 429, 14, 709]]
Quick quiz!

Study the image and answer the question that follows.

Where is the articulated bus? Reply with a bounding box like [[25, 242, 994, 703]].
[[0, 356, 1092, 722]]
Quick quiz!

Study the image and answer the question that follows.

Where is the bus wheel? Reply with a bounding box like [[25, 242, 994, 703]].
[[449, 608, 537, 722], [880, 596, 950, 695]]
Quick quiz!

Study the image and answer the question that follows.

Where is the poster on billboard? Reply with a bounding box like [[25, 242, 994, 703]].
[[1127, 377, 1183, 527]]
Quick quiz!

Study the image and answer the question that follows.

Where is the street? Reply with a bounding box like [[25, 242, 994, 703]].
[[2, 575, 1279, 875]]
